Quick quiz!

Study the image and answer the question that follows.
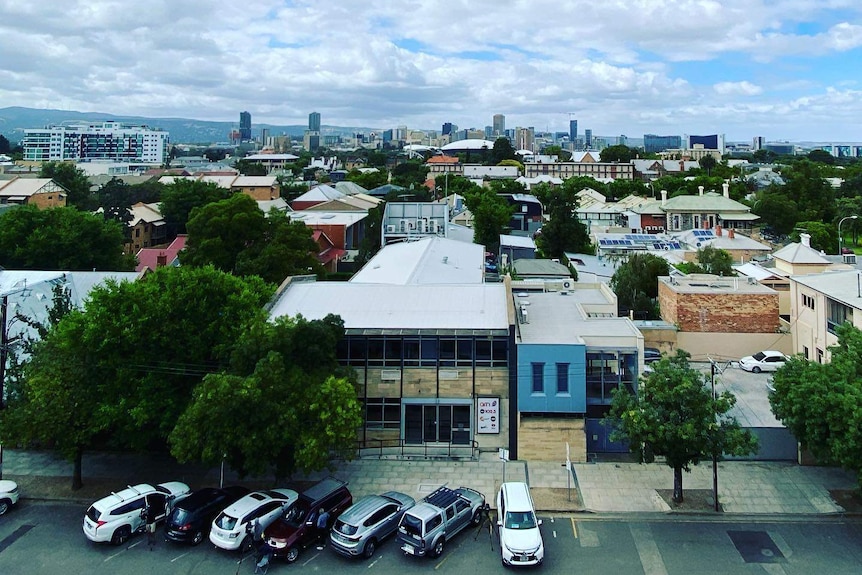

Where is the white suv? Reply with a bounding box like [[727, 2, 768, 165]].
[[83, 482, 191, 545], [0, 480, 19, 515], [496, 482, 544, 567], [210, 489, 298, 551]]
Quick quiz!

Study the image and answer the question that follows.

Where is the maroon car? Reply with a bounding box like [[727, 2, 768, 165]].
[[264, 477, 352, 562]]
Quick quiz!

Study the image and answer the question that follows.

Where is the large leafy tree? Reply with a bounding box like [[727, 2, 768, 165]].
[[599, 145, 636, 163], [346, 169, 387, 190], [490, 137, 517, 165], [0, 206, 135, 271], [159, 179, 233, 235], [791, 220, 836, 253], [770, 323, 862, 486], [183, 194, 323, 283], [696, 246, 735, 276], [234, 159, 268, 176], [608, 351, 757, 503], [170, 314, 361, 480], [39, 161, 93, 210], [532, 177, 593, 258], [390, 160, 429, 190], [96, 177, 134, 231], [609, 253, 669, 319], [462, 187, 514, 252]]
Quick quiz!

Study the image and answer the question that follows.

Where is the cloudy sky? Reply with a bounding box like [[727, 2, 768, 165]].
[[2, 0, 862, 142]]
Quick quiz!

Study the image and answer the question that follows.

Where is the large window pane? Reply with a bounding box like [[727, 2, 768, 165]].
[[367, 338, 384, 366], [492, 339, 508, 365], [556, 363, 569, 394], [475, 340, 492, 364], [531, 363, 545, 394], [439, 338, 456, 367], [457, 339, 473, 366], [384, 338, 403, 367], [404, 338, 420, 366], [421, 338, 438, 366]]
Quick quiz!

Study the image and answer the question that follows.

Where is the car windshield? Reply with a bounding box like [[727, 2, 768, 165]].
[[333, 519, 358, 536], [283, 501, 309, 527], [215, 512, 238, 531], [504, 511, 537, 530], [752, 352, 767, 361], [170, 508, 191, 525]]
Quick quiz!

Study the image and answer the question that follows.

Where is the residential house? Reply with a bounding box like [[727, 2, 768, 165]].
[[242, 153, 300, 173], [425, 155, 463, 177], [291, 184, 345, 210], [0, 178, 67, 208], [135, 235, 187, 273], [312, 230, 346, 274], [511, 259, 571, 281], [289, 211, 368, 256], [126, 202, 169, 254], [524, 161, 634, 181], [157, 174, 280, 201], [659, 184, 759, 233], [500, 235, 536, 265], [503, 194, 543, 237]]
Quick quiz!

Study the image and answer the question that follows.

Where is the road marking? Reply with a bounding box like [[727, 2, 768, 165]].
[[434, 554, 451, 570], [368, 556, 381, 568], [630, 524, 668, 575], [571, 518, 578, 539], [128, 541, 142, 549], [170, 551, 190, 562], [303, 551, 320, 566], [552, 530, 557, 538]]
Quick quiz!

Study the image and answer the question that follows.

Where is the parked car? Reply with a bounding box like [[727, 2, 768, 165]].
[[164, 486, 249, 545], [209, 489, 298, 552], [739, 350, 788, 373], [496, 482, 544, 567], [0, 480, 19, 516], [264, 477, 353, 563], [83, 482, 191, 545], [397, 485, 485, 558], [644, 347, 662, 363], [330, 491, 415, 559]]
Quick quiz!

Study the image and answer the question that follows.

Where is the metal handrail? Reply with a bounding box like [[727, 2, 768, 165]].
[[353, 437, 479, 460]]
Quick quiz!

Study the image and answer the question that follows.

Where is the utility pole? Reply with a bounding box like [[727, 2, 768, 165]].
[[710, 359, 719, 512]]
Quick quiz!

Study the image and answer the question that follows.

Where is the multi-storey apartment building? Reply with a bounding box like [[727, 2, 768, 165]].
[[23, 122, 169, 164]]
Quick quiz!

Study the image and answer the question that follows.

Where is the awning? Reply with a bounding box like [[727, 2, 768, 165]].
[[719, 212, 760, 221]]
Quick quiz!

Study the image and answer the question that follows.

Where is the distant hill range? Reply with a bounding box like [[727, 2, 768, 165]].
[[0, 107, 377, 145]]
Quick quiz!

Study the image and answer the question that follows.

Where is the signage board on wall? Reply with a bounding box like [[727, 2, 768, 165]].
[[476, 396, 500, 434]]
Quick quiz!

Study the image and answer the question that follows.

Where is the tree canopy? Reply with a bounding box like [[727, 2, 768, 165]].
[[0, 206, 135, 271], [599, 145, 636, 163], [531, 178, 593, 258], [182, 193, 323, 284], [608, 351, 757, 502], [159, 179, 233, 235], [462, 187, 514, 252], [490, 137, 518, 165], [39, 161, 93, 210], [770, 323, 862, 487], [609, 253, 669, 319]]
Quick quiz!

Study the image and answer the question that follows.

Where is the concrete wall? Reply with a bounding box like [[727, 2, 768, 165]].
[[517, 417, 586, 462], [675, 332, 793, 362]]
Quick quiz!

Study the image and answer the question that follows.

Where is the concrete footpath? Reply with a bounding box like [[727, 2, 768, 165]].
[[2, 449, 858, 515]]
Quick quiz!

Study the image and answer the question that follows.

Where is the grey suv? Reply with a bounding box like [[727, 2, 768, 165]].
[[330, 491, 415, 559]]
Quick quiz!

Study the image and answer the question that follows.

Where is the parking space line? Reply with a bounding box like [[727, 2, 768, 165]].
[[571, 518, 578, 539], [434, 538, 466, 570], [170, 551, 190, 562], [367, 555, 382, 568], [302, 550, 321, 566]]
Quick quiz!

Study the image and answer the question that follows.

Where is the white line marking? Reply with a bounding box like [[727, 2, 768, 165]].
[[368, 556, 381, 568], [303, 551, 320, 566], [553, 530, 557, 538], [171, 551, 190, 562]]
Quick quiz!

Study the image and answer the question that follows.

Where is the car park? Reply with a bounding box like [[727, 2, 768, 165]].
[[164, 486, 249, 546], [739, 350, 788, 373], [496, 482, 544, 567], [209, 488, 298, 552], [0, 480, 19, 516], [264, 477, 353, 562], [397, 485, 485, 558], [330, 490, 415, 559], [83, 482, 191, 545]]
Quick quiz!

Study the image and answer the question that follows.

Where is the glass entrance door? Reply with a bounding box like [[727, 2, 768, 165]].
[[404, 404, 472, 444]]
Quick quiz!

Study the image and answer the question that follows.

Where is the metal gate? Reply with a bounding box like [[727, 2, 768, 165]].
[[585, 418, 629, 454]]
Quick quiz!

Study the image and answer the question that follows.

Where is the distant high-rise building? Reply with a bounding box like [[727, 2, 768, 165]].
[[23, 121, 169, 164], [752, 136, 765, 151], [515, 127, 535, 152], [644, 134, 682, 154], [442, 122, 454, 136], [308, 111, 321, 132], [569, 120, 578, 145], [240, 111, 251, 141], [685, 134, 725, 154], [584, 129, 592, 149], [617, 135, 627, 146], [493, 114, 506, 136], [485, 126, 493, 139]]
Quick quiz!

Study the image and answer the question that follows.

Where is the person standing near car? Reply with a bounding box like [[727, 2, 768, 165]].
[[144, 503, 158, 550], [315, 508, 330, 550]]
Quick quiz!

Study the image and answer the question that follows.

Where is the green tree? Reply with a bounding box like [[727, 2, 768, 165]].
[[39, 161, 93, 210], [609, 253, 669, 319], [462, 188, 514, 252], [608, 351, 757, 503], [542, 145, 572, 160], [599, 145, 636, 163], [346, 169, 388, 190], [234, 159, 268, 176], [770, 323, 862, 487], [487, 179, 526, 195], [532, 177, 593, 258], [490, 137, 517, 165], [96, 177, 134, 231], [159, 179, 233, 235], [170, 314, 361, 480], [0, 206, 134, 271], [696, 246, 735, 276], [390, 160, 429, 190], [353, 203, 384, 270], [791, 221, 836, 253], [0, 135, 10, 154], [497, 159, 525, 173], [698, 155, 717, 176], [807, 149, 835, 165]]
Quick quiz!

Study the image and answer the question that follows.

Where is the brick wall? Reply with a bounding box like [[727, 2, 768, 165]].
[[659, 282, 779, 333], [517, 417, 586, 462]]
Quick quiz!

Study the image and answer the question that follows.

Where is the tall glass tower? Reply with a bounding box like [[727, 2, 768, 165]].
[[569, 120, 578, 144], [308, 112, 321, 132], [239, 111, 251, 141]]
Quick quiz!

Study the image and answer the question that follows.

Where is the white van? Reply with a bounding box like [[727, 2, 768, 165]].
[[496, 482, 544, 567]]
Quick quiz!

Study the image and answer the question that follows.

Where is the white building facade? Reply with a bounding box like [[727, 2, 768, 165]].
[[23, 122, 170, 164]]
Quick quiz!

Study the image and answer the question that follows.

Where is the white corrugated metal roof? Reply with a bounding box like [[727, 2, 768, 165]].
[[350, 237, 484, 285], [269, 282, 509, 330], [289, 211, 367, 226]]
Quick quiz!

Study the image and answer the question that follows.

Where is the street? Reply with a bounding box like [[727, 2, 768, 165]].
[[2, 501, 862, 574]]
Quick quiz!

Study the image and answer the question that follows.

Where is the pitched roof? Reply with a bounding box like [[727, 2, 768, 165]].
[[0, 178, 62, 197], [135, 235, 188, 272], [128, 202, 164, 226], [772, 242, 830, 264], [333, 181, 369, 196], [350, 236, 485, 285], [426, 156, 460, 164], [294, 184, 345, 203], [661, 192, 751, 212]]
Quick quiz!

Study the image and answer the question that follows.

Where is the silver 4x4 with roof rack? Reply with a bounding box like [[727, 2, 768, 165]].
[[397, 485, 485, 558]]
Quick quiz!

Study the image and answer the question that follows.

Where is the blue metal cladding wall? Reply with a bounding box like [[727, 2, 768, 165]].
[[517, 343, 587, 413]]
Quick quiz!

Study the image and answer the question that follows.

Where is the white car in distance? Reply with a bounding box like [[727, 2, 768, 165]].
[[739, 350, 789, 373], [209, 489, 298, 551]]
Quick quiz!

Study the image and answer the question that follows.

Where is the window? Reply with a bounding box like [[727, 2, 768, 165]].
[[367, 338, 384, 366], [403, 338, 420, 366], [556, 363, 569, 395], [817, 348, 824, 363], [439, 338, 456, 366], [475, 339, 492, 365], [531, 363, 545, 394], [492, 339, 508, 366], [348, 337, 366, 366], [827, 298, 853, 335], [803, 346, 809, 360], [445, 506, 455, 520], [364, 398, 401, 429], [384, 338, 402, 366], [420, 337, 438, 366], [457, 339, 473, 366], [802, 294, 814, 309]]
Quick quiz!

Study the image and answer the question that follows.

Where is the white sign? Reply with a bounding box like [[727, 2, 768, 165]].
[[477, 396, 500, 434]]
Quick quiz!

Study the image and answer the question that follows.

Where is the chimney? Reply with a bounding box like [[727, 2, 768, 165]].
[[722, 182, 730, 198], [698, 185, 704, 196], [728, 228, 735, 239], [156, 252, 167, 267], [800, 233, 811, 248], [715, 225, 722, 237], [661, 189, 667, 207]]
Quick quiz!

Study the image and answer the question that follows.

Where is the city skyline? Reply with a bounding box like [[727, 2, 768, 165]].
[[1, 1, 861, 141]]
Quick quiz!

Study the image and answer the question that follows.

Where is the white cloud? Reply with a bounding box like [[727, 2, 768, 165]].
[[713, 81, 764, 96]]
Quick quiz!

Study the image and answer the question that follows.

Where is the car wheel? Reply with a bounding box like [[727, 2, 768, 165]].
[[111, 526, 131, 546], [192, 531, 204, 546], [471, 509, 481, 526], [0, 499, 10, 516], [285, 546, 300, 563], [433, 538, 445, 558], [363, 538, 376, 559], [752, 366, 762, 374]]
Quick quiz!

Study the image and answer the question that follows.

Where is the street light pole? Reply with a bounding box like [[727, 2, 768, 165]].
[[838, 215, 858, 256], [710, 360, 719, 512]]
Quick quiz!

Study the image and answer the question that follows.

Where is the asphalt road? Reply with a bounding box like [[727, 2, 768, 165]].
[[2, 501, 862, 574]]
